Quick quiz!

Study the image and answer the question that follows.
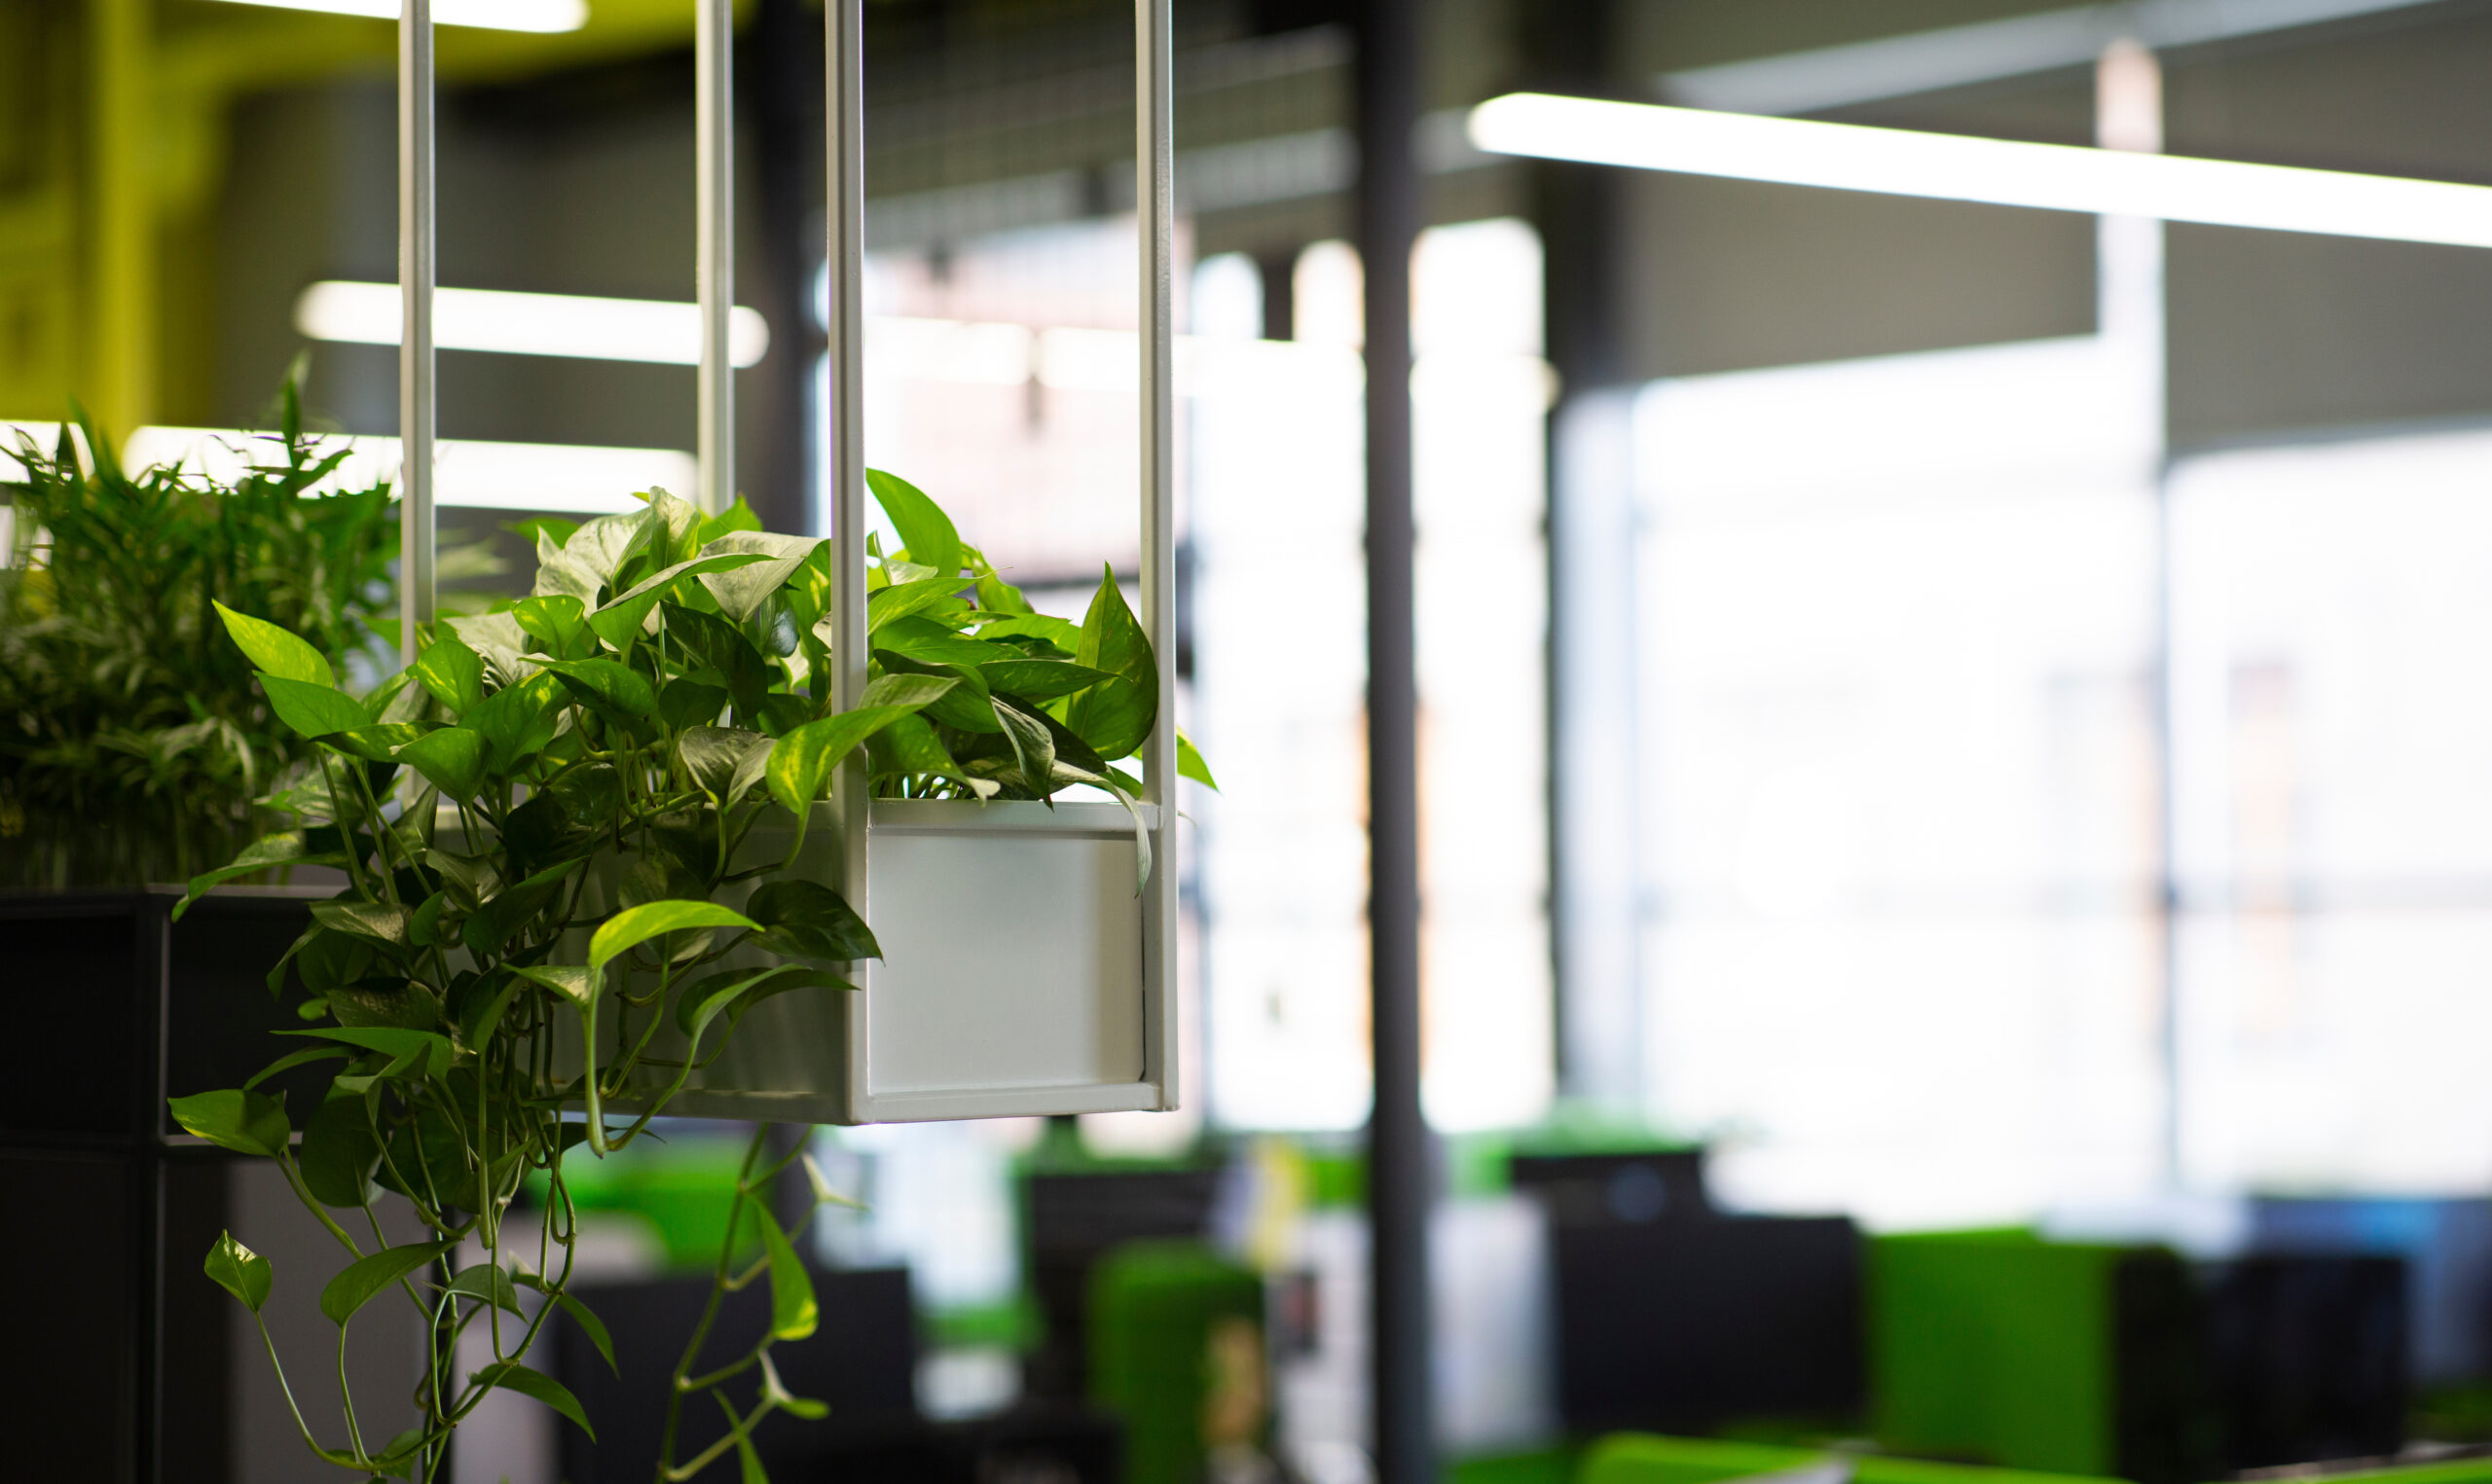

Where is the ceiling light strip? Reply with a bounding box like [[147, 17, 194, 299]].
[[209, 0, 585, 34], [295, 281, 772, 368], [1468, 92, 2492, 251]]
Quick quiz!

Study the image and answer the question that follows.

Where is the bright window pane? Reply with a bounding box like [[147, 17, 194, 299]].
[[1633, 336, 2165, 1227], [2169, 428, 2492, 1190]]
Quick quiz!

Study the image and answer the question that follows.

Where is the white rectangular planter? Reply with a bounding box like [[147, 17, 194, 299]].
[[624, 799, 1171, 1125]]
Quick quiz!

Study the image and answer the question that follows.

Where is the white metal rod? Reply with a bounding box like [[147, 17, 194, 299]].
[[1138, 0, 1174, 810], [696, 0, 734, 516], [398, 0, 435, 666], [826, 0, 870, 1115], [827, 0, 864, 755], [1137, 0, 1177, 1108]]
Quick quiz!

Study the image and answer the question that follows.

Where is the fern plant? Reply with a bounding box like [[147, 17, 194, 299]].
[[0, 392, 396, 887]]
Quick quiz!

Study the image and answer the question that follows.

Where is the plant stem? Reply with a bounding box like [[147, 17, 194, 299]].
[[654, 1123, 773, 1481]]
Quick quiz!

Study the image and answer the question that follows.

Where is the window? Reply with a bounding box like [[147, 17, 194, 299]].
[[1631, 335, 2166, 1228]]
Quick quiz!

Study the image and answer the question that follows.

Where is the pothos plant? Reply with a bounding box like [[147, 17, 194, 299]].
[[170, 470, 1209, 1481]]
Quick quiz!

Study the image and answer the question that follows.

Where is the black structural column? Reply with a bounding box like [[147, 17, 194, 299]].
[[1355, 0, 1431, 1480], [1526, 0, 1640, 1108]]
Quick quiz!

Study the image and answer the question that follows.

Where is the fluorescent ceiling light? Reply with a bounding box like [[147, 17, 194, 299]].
[[120, 427, 686, 515], [1660, 0, 2437, 115], [296, 281, 771, 367], [1469, 92, 2492, 251], [209, 0, 586, 32]]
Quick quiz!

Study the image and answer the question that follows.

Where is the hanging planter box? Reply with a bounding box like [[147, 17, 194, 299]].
[[575, 798, 1168, 1125], [394, 0, 1180, 1124]]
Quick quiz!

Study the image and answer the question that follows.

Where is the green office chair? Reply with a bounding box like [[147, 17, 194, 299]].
[[1088, 1239, 1267, 1484]]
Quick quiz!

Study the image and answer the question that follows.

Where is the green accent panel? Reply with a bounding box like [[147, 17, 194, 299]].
[[1306, 1150, 1367, 1209], [1575, 1435, 2128, 1484], [1576, 1433, 1819, 1484], [1869, 1231, 2131, 1477], [1510, 1105, 1698, 1159], [1451, 1444, 1577, 1484], [1447, 1133, 1516, 1198], [923, 1295, 1042, 1351], [1088, 1241, 1264, 1484], [1853, 1456, 2129, 1484]]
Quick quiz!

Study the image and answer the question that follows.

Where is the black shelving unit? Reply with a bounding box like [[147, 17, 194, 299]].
[[0, 887, 324, 1484]]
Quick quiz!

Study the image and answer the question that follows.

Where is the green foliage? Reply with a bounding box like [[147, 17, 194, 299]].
[[204, 1231, 274, 1314], [173, 472, 1207, 1482], [0, 393, 397, 887]]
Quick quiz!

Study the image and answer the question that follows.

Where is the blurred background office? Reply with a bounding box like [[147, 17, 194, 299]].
[[13, 0, 2492, 1481]]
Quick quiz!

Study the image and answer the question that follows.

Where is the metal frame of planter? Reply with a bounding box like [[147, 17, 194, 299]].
[[396, 0, 1179, 1124]]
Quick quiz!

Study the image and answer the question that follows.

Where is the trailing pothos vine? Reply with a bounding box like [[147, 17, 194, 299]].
[[172, 471, 1207, 1480]]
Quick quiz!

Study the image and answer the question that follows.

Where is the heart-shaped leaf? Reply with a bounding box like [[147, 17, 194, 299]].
[[465, 671, 567, 772], [543, 762, 624, 831], [680, 726, 772, 803], [215, 602, 334, 687], [447, 1262, 526, 1316], [258, 672, 369, 741], [514, 1278, 617, 1374], [873, 615, 1015, 668], [445, 611, 533, 683], [327, 977, 444, 1032], [587, 552, 766, 652], [413, 634, 487, 716], [322, 1240, 449, 1325], [511, 962, 594, 1008], [746, 879, 881, 963], [867, 467, 961, 581], [514, 595, 595, 660], [1067, 564, 1157, 760], [298, 1094, 384, 1208], [867, 576, 970, 633], [974, 611, 1082, 654], [312, 899, 414, 948], [542, 658, 656, 734], [395, 725, 488, 799], [239, 1045, 350, 1092], [587, 900, 759, 982], [674, 963, 856, 1046], [322, 722, 429, 764], [178, 831, 348, 918], [460, 856, 585, 959], [763, 674, 961, 819], [531, 532, 604, 606], [1178, 726, 1218, 790], [696, 531, 824, 623], [279, 1026, 456, 1080], [658, 677, 730, 732], [754, 1206, 818, 1341], [471, 1361, 598, 1438], [204, 1231, 274, 1313], [992, 697, 1056, 792], [697, 493, 765, 542], [980, 658, 1113, 703], [664, 602, 774, 713], [168, 1088, 290, 1158]]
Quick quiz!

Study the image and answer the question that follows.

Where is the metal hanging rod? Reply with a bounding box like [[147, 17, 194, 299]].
[[697, 0, 734, 517], [396, 0, 735, 671], [398, 0, 434, 668]]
